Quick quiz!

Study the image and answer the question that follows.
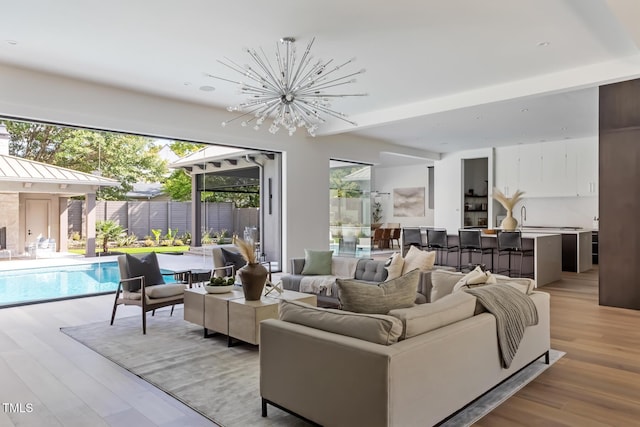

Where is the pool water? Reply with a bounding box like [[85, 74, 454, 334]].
[[0, 262, 176, 307]]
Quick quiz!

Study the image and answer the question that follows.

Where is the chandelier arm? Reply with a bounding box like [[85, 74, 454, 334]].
[[289, 101, 326, 123], [295, 65, 363, 93], [296, 99, 358, 126], [213, 60, 279, 94], [258, 46, 285, 92], [297, 76, 367, 95], [248, 49, 285, 93], [298, 59, 360, 91], [222, 105, 267, 125], [289, 38, 316, 89], [290, 58, 333, 92]]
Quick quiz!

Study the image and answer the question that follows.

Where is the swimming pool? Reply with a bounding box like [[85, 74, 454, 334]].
[[0, 261, 176, 307]]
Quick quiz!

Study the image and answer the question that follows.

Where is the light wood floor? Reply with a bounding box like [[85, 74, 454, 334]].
[[478, 267, 640, 426], [1, 267, 639, 426]]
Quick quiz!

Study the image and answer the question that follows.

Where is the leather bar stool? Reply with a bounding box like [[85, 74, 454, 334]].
[[496, 230, 534, 277], [458, 229, 493, 272], [426, 228, 459, 267]]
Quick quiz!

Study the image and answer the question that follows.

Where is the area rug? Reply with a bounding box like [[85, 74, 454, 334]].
[[61, 311, 563, 427]]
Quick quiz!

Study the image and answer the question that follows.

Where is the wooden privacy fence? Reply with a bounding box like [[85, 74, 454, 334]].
[[67, 200, 258, 239]]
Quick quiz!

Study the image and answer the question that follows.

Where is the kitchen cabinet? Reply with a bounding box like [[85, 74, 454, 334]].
[[494, 146, 519, 196], [569, 139, 598, 196], [494, 139, 598, 198], [463, 194, 488, 227]]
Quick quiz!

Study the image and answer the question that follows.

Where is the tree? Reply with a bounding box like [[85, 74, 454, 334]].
[[330, 167, 363, 224], [3, 121, 76, 162], [96, 220, 125, 254], [160, 141, 203, 201], [2, 120, 168, 200], [163, 169, 192, 201]]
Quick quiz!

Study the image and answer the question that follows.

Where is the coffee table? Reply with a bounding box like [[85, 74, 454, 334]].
[[184, 287, 316, 346]]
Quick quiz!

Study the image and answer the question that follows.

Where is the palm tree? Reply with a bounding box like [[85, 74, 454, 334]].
[[96, 220, 126, 254]]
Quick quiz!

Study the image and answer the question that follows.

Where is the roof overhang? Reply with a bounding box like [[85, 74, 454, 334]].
[[0, 154, 120, 195]]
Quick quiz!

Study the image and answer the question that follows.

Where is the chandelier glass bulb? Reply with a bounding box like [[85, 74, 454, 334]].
[[209, 37, 367, 137]]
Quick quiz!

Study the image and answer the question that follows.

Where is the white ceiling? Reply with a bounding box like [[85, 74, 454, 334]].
[[1, 0, 639, 158]]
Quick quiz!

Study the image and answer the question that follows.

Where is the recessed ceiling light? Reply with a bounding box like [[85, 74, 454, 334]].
[[183, 82, 192, 86], [561, 127, 567, 131], [199, 85, 215, 92], [537, 41, 550, 47], [520, 108, 528, 113], [6, 40, 17, 45], [475, 116, 482, 120]]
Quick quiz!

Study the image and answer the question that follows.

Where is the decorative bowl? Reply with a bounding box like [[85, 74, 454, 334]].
[[204, 284, 234, 294]]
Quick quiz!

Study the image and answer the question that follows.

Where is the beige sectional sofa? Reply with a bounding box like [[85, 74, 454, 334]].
[[260, 280, 550, 426], [281, 255, 454, 307]]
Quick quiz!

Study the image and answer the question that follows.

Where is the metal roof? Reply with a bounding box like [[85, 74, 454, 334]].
[[0, 153, 119, 194]]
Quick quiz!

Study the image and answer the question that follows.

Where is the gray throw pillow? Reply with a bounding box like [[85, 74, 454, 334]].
[[221, 248, 246, 275], [337, 269, 420, 314], [301, 249, 333, 275], [125, 252, 165, 292]]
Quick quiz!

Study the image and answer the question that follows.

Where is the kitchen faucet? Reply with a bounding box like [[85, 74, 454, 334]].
[[520, 205, 527, 229]]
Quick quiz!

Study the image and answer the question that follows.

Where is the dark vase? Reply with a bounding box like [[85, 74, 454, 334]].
[[238, 262, 268, 301]]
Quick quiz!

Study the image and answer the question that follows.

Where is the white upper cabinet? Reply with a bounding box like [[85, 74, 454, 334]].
[[541, 141, 574, 197], [494, 139, 598, 198], [568, 139, 598, 196], [494, 145, 519, 196], [518, 143, 543, 196]]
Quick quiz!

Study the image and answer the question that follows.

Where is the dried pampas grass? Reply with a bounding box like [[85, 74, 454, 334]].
[[493, 188, 525, 211], [235, 238, 257, 264]]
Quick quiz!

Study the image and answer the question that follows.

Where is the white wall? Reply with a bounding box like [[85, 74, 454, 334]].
[[519, 197, 598, 229], [373, 164, 434, 227], [434, 148, 494, 233], [0, 63, 438, 269]]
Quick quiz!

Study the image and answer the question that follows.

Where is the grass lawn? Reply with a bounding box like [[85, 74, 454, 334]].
[[68, 246, 190, 255]]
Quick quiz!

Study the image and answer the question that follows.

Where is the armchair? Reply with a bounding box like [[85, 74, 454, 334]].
[[111, 253, 189, 334]]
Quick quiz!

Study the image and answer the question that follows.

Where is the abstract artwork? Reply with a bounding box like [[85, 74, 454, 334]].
[[393, 187, 425, 217]]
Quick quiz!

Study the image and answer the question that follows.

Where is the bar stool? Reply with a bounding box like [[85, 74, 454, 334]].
[[402, 227, 426, 256], [496, 230, 534, 277], [458, 229, 494, 272], [426, 228, 459, 267]]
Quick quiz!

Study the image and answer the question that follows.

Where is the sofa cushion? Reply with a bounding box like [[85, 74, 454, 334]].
[[402, 246, 436, 274], [279, 299, 403, 345], [336, 269, 420, 314], [125, 252, 165, 291], [384, 252, 404, 281], [301, 250, 333, 275], [145, 283, 185, 298], [388, 291, 477, 339], [430, 269, 465, 302], [355, 259, 388, 282]]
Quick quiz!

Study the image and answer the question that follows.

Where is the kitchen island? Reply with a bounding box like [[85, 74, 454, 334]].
[[520, 227, 593, 273], [437, 232, 562, 286]]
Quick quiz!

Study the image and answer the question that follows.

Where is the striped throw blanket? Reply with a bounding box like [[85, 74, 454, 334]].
[[464, 284, 538, 368]]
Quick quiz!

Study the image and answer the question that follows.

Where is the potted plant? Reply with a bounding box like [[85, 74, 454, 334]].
[[204, 275, 236, 294], [493, 188, 525, 231]]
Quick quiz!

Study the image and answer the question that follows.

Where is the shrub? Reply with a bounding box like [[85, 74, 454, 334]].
[[173, 239, 184, 246], [160, 239, 173, 247], [143, 239, 155, 247]]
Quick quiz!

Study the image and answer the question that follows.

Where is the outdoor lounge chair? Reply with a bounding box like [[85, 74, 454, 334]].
[[111, 253, 190, 334]]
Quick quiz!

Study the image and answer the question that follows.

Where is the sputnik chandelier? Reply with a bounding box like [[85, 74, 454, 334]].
[[209, 37, 367, 137]]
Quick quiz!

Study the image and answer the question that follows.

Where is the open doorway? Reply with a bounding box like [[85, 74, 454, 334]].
[[462, 158, 489, 228]]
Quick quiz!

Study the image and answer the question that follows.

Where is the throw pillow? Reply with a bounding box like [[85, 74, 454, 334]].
[[279, 300, 403, 345], [301, 249, 333, 275], [221, 247, 246, 275], [388, 291, 477, 339], [452, 265, 497, 292], [384, 252, 404, 281], [125, 252, 165, 292], [430, 269, 465, 302], [336, 269, 420, 314], [402, 245, 436, 274]]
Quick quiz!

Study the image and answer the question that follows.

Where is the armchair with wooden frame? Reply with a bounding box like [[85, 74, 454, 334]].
[[111, 253, 191, 334]]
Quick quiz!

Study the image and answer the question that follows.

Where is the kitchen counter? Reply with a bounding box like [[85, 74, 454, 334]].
[[519, 227, 593, 273]]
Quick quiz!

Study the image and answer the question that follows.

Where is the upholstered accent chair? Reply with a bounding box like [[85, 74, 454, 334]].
[[111, 253, 189, 334]]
